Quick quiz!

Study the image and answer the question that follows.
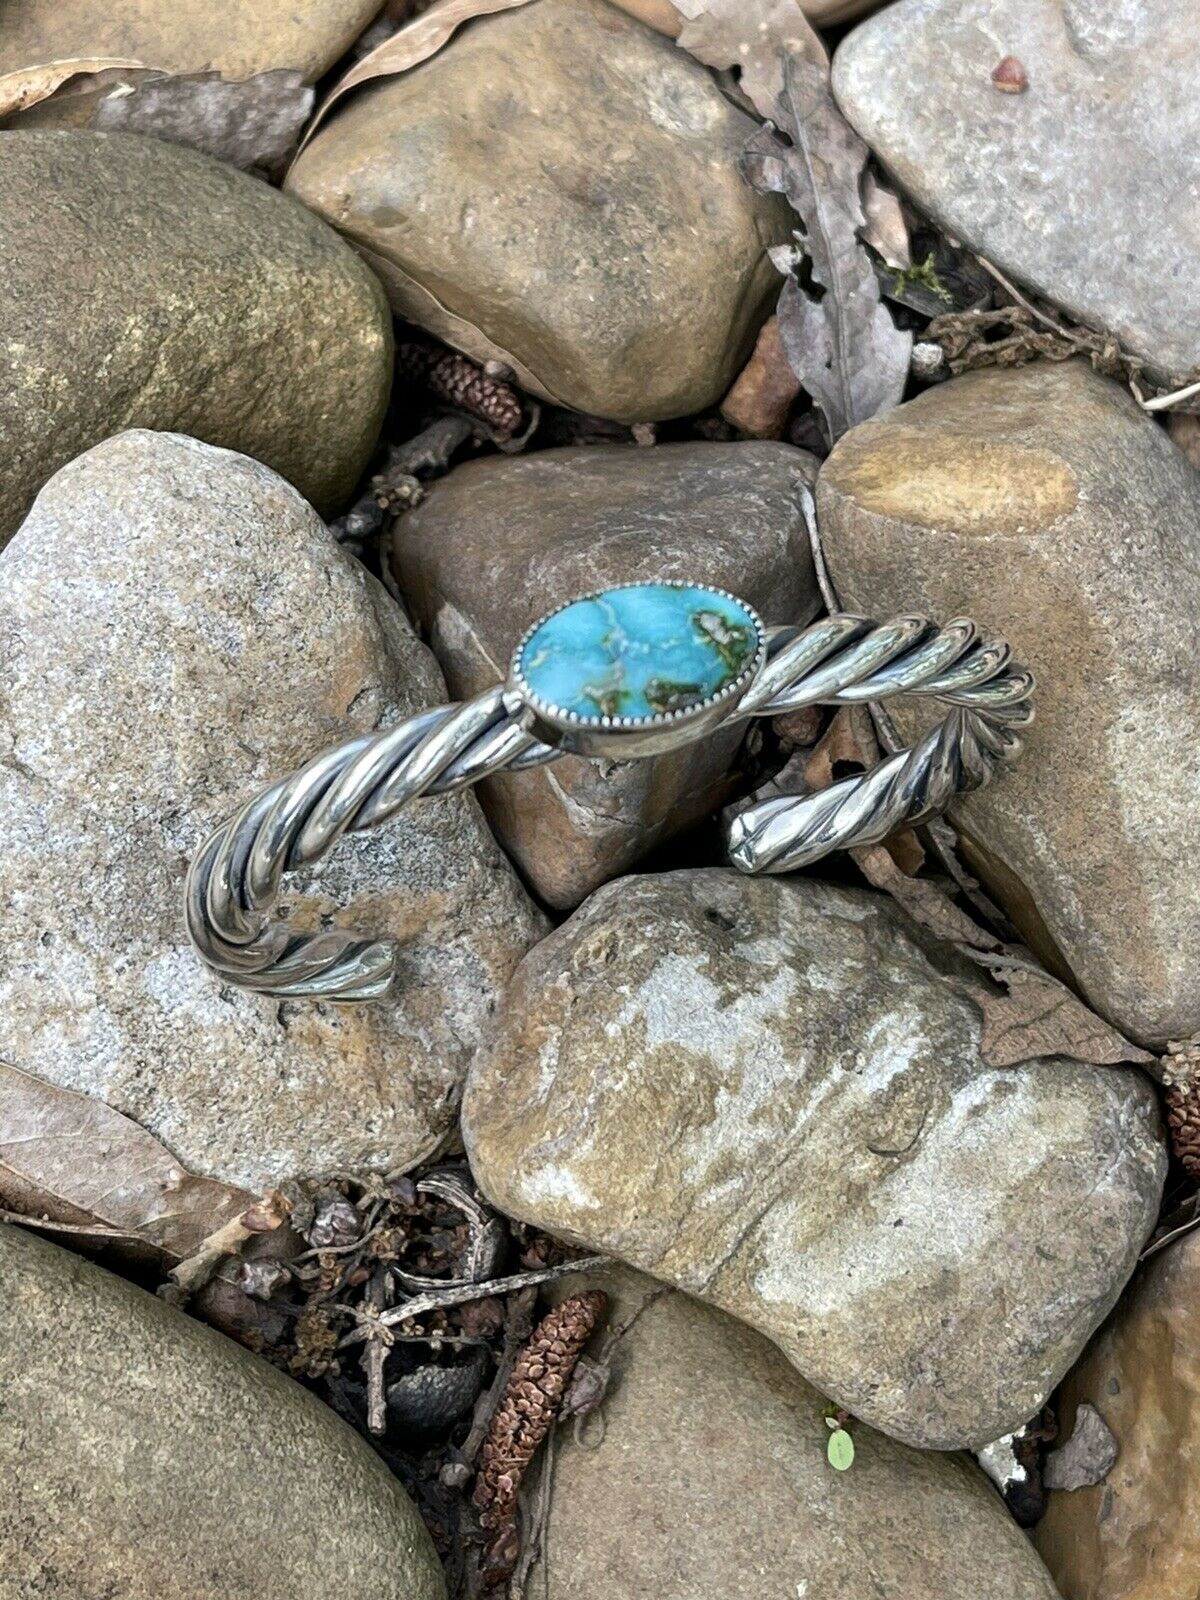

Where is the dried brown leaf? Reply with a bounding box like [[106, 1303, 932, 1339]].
[[740, 53, 911, 441], [0, 56, 148, 119], [672, 0, 826, 116], [298, 0, 537, 154], [861, 171, 911, 270], [0, 1059, 253, 1267], [959, 948, 1155, 1071], [853, 844, 994, 950], [91, 70, 314, 171]]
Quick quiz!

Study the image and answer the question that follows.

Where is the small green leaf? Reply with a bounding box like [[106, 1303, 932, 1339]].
[[827, 1428, 855, 1471]]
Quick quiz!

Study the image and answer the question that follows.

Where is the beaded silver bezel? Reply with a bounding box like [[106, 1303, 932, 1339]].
[[505, 580, 767, 758]]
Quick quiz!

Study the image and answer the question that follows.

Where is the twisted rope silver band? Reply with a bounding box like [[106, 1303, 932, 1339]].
[[185, 611, 1032, 1001]]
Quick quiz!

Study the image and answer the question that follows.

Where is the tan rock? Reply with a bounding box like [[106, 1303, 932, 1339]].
[[393, 442, 820, 908], [720, 315, 803, 438], [817, 360, 1200, 1047], [1033, 1230, 1200, 1600], [0, 131, 392, 545], [0, 0, 382, 81], [533, 1264, 1059, 1598], [463, 869, 1164, 1448], [287, 0, 791, 422], [0, 431, 545, 1194], [0, 1222, 446, 1600]]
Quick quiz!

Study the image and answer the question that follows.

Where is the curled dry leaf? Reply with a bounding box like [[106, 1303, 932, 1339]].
[[0, 56, 148, 119], [861, 171, 911, 270], [960, 948, 1156, 1072], [297, 0, 538, 155], [740, 53, 911, 442], [672, 0, 827, 114], [0, 1059, 254, 1267]]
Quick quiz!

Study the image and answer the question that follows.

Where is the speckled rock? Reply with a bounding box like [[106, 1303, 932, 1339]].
[[533, 1265, 1059, 1598], [0, 0, 382, 80], [0, 1222, 446, 1600], [0, 431, 544, 1193], [832, 0, 1200, 382], [0, 131, 392, 546], [287, 0, 791, 422], [1033, 1229, 1200, 1600], [818, 360, 1200, 1048], [394, 442, 819, 908], [464, 869, 1164, 1449]]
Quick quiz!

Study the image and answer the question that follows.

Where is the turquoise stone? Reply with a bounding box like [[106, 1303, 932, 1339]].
[[518, 584, 759, 722]]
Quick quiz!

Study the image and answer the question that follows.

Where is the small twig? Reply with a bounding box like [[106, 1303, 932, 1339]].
[[363, 1335, 390, 1435], [0, 1208, 132, 1240], [976, 255, 1089, 343], [1142, 376, 1200, 412], [337, 1255, 610, 1349], [1140, 1211, 1200, 1262], [799, 483, 842, 613]]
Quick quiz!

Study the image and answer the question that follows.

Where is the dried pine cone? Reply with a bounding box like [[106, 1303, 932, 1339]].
[[396, 339, 525, 435], [1164, 1039, 1200, 1178], [473, 1290, 606, 1532]]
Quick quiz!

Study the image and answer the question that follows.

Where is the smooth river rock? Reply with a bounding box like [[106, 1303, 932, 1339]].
[[0, 0, 382, 80], [394, 442, 819, 907], [832, 0, 1200, 383], [0, 131, 392, 545], [463, 869, 1164, 1449], [1034, 1230, 1200, 1600], [533, 1265, 1059, 1599], [818, 359, 1200, 1048], [0, 1222, 446, 1600], [287, 0, 790, 422], [0, 431, 544, 1194]]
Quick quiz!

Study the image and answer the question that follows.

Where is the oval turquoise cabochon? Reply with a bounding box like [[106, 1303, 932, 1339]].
[[517, 584, 760, 723]]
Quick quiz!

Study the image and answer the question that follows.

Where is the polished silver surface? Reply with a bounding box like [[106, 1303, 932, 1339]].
[[186, 603, 1032, 1001]]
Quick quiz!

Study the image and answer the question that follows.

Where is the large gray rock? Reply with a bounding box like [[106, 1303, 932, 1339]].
[[0, 431, 544, 1193], [0, 0, 382, 79], [534, 1265, 1059, 1598], [287, 0, 790, 422], [818, 359, 1200, 1048], [464, 869, 1164, 1449], [0, 131, 392, 546], [832, 0, 1200, 383], [393, 442, 820, 908], [0, 1221, 446, 1600]]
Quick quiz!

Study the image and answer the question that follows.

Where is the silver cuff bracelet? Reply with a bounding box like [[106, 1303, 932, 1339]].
[[185, 580, 1033, 1002]]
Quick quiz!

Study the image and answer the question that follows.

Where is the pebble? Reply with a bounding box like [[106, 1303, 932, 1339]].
[[0, 0, 382, 80], [463, 868, 1164, 1449], [529, 1265, 1060, 1598], [0, 431, 544, 1194], [832, 0, 1200, 382], [394, 440, 820, 908], [0, 1221, 447, 1600], [818, 358, 1200, 1047], [287, 0, 791, 421], [0, 130, 392, 545], [1034, 1229, 1200, 1600]]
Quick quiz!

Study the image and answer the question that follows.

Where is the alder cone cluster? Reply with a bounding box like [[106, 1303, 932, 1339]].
[[396, 340, 525, 436], [473, 1290, 607, 1532], [1164, 1041, 1200, 1178]]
